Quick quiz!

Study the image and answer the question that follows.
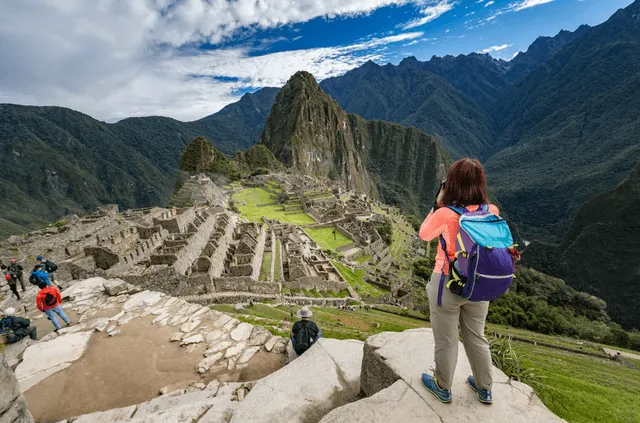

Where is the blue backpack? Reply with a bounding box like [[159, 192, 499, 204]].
[[437, 205, 517, 305]]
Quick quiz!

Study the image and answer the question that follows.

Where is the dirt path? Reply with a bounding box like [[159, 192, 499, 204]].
[[24, 316, 285, 423]]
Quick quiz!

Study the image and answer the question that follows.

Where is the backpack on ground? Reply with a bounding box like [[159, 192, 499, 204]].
[[44, 292, 57, 307], [293, 320, 316, 356], [45, 261, 58, 272], [0, 318, 18, 344], [437, 205, 518, 305], [29, 273, 40, 286]]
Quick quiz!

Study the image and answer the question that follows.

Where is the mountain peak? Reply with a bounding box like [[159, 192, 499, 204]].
[[259, 71, 375, 194], [260, 71, 450, 211], [399, 56, 419, 67]]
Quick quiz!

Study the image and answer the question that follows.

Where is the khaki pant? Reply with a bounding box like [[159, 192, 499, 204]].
[[427, 273, 493, 390]]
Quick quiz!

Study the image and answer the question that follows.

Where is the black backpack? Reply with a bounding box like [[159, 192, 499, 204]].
[[45, 261, 58, 272], [44, 292, 57, 307], [293, 320, 317, 355], [0, 318, 18, 343], [29, 273, 40, 286]]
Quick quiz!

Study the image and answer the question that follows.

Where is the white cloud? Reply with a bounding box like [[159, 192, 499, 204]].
[[479, 43, 512, 53], [403, 1, 456, 29], [0, 0, 428, 121], [509, 0, 554, 11], [485, 1, 495, 7]]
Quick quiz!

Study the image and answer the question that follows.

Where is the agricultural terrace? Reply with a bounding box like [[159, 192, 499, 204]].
[[232, 187, 314, 225], [332, 260, 387, 298]]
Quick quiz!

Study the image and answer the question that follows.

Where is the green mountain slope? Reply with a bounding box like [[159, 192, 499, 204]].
[[504, 25, 591, 83], [524, 162, 640, 329], [0, 88, 278, 236], [0, 105, 169, 237], [319, 60, 495, 159], [486, 1, 640, 241], [261, 71, 451, 215], [417, 53, 511, 107]]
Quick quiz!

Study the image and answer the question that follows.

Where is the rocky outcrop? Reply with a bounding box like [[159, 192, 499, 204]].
[[45, 327, 563, 423], [323, 328, 564, 423], [15, 331, 94, 392], [260, 71, 450, 215], [13, 277, 286, 396], [230, 338, 363, 423], [0, 356, 34, 423], [57, 381, 248, 423]]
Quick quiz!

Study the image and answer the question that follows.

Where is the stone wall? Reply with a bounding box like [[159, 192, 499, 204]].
[[208, 214, 234, 279], [0, 356, 34, 423], [282, 276, 347, 293], [173, 210, 219, 275], [213, 277, 280, 294], [153, 207, 196, 234], [250, 226, 267, 281], [120, 266, 211, 297]]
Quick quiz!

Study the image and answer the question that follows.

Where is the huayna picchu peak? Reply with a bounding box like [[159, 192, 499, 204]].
[[261, 71, 450, 216]]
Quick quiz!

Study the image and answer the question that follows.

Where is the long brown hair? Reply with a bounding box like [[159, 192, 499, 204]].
[[442, 158, 488, 207]]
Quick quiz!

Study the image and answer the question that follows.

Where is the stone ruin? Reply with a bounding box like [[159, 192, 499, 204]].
[[267, 221, 348, 293], [0, 172, 414, 309], [170, 173, 227, 208]]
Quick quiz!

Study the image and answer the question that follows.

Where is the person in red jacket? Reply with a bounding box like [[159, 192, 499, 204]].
[[36, 282, 71, 332]]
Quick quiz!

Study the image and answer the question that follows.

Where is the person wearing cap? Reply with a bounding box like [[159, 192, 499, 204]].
[[290, 306, 322, 356], [37, 255, 58, 284], [36, 281, 71, 332], [0, 307, 37, 343], [1, 264, 20, 300], [7, 258, 25, 292]]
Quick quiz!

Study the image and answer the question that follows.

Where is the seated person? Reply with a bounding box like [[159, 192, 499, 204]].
[[0, 307, 37, 343], [290, 306, 322, 355]]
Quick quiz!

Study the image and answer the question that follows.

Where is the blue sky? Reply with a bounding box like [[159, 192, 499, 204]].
[[0, 0, 633, 121], [220, 0, 632, 61]]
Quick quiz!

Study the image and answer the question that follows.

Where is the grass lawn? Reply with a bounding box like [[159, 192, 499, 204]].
[[259, 251, 272, 281], [232, 187, 315, 225], [212, 304, 428, 341], [513, 342, 640, 423], [331, 260, 387, 298], [352, 255, 373, 263], [304, 227, 353, 251], [274, 240, 283, 281]]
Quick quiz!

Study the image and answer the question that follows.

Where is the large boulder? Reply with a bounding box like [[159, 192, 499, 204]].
[[323, 328, 564, 423], [230, 338, 364, 423], [0, 356, 34, 423], [14, 331, 93, 392]]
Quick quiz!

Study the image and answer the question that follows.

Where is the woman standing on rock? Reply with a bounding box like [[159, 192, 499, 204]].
[[418, 158, 499, 405]]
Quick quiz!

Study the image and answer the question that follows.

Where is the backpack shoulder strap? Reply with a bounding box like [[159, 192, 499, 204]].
[[446, 205, 468, 215]]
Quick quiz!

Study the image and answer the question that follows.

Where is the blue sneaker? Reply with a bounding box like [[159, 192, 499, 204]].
[[467, 375, 493, 404], [421, 373, 452, 403]]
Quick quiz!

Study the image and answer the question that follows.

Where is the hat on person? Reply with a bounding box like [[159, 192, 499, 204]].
[[4, 307, 16, 316], [296, 306, 313, 319], [10, 258, 16, 263], [36, 255, 44, 261]]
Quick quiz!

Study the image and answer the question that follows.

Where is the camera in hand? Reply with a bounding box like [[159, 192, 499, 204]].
[[434, 179, 446, 209]]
